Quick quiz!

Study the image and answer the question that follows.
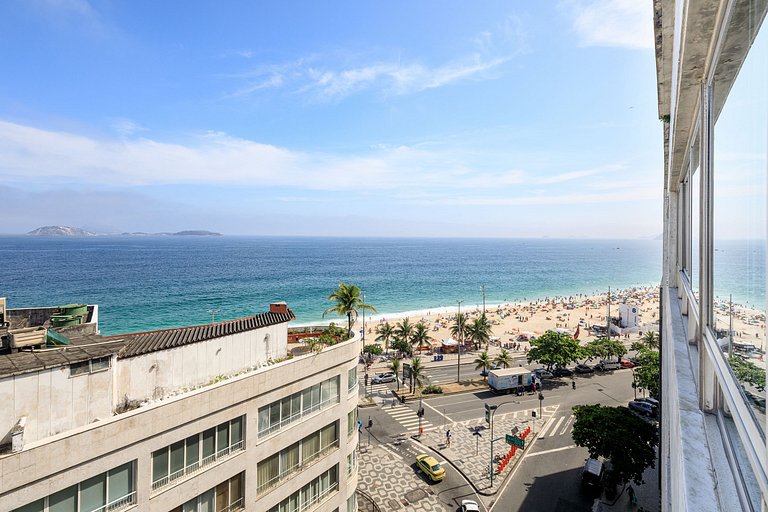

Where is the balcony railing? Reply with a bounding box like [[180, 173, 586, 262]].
[[297, 482, 338, 512], [91, 491, 136, 512], [257, 440, 339, 495], [152, 440, 245, 491], [258, 395, 339, 438]]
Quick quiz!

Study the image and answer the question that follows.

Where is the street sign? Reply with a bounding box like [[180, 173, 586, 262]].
[[505, 434, 525, 448], [403, 363, 412, 380]]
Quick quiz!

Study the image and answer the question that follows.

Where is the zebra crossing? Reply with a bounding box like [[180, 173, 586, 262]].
[[537, 413, 576, 439], [386, 404, 433, 434]]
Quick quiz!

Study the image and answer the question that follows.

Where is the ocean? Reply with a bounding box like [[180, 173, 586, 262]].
[[0, 236, 670, 335]]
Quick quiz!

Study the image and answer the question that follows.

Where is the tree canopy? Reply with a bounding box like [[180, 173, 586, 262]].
[[494, 348, 513, 368], [474, 351, 491, 381], [527, 331, 585, 370], [729, 354, 766, 392], [466, 314, 492, 350], [572, 404, 658, 485], [322, 283, 376, 337], [411, 322, 432, 354], [634, 348, 660, 398], [585, 337, 626, 362], [376, 322, 395, 353]]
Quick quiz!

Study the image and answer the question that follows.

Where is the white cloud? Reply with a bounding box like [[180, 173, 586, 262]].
[[563, 0, 654, 49]]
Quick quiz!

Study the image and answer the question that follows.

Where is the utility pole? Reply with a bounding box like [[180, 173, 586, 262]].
[[207, 309, 219, 323], [362, 291, 366, 344], [457, 300, 464, 383], [606, 287, 611, 338]]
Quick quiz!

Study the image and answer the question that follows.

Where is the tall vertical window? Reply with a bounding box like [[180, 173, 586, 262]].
[[258, 376, 340, 437], [266, 465, 338, 512], [690, 164, 701, 298], [168, 473, 244, 512], [713, 10, 768, 448], [12, 462, 135, 512], [347, 367, 357, 392]]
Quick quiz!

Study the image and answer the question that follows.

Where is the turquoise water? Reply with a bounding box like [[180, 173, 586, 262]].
[[2, 236, 666, 335]]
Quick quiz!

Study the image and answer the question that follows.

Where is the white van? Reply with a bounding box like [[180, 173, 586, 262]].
[[595, 360, 621, 371]]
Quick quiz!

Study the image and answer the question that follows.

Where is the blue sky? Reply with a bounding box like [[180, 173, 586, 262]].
[[0, 0, 663, 237]]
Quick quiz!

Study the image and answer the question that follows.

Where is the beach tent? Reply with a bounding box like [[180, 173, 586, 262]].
[[441, 338, 459, 353]]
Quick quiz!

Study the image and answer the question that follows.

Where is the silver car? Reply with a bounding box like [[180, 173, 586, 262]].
[[372, 372, 397, 384]]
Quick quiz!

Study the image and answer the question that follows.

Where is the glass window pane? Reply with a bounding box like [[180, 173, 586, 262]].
[[258, 406, 270, 433], [49, 485, 77, 512], [301, 388, 312, 414], [79, 473, 106, 512], [170, 441, 185, 475], [152, 449, 169, 483], [312, 384, 321, 408], [199, 488, 215, 512], [13, 499, 45, 512], [230, 474, 242, 504], [216, 423, 229, 453], [690, 166, 700, 297], [281, 397, 293, 421], [202, 428, 216, 459], [107, 462, 133, 503], [186, 435, 200, 466], [215, 481, 229, 511], [231, 417, 243, 446], [270, 402, 281, 426]]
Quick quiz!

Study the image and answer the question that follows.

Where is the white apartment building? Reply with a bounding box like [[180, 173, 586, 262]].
[[656, 0, 767, 509], [0, 302, 361, 512]]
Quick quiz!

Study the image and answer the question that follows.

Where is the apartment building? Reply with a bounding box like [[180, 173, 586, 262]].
[[656, 0, 767, 509], [0, 301, 360, 512]]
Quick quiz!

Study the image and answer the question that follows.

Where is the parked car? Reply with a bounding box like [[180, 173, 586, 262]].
[[628, 400, 656, 417], [581, 458, 604, 489], [460, 499, 481, 512], [533, 368, 554, 379], [574, 364, 594, 374], [620, 359, 636, 368], [415, 453, 445, 482], [638, 397, 659, 409], [553, 367, 574, 377], [594, 360, 622, 371], [629, 356, 643, 366], [372, 372, 397, 384]]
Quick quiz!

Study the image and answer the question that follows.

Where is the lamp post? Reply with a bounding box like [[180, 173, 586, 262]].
[[457, 300, 464, 383], [538, 392, 544, 422], [485, 400, 518, 487]]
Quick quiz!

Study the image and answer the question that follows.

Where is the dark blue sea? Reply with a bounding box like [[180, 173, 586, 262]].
[[0, 236, 669, 335]]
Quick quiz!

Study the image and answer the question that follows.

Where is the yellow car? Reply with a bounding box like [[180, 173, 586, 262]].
[[416, 453, 446, 482]]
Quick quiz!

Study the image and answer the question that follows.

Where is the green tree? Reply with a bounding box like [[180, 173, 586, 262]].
[[390, 338, 412, 356], [640, 331, 660, 350], [376, 322, 395, 354], [527, 331, 585, 370], [411, 322, 431, 354], [409, 357, 427, 393], [450, 312, 469, 347], [394, 317, 415, 347], [466, 313, 492, 350], [634, 348, 660, 397], [494, 348, 513, 369], [322, 283, 376, 338], [729, 355, 766, 392], [389, 357, 402, 391], [474, 351, 492, 382], [362, 344, 383, 355], [572, 404, 658, 485], [586, 337, 627, 362]]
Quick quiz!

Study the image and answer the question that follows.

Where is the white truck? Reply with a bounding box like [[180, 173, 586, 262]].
[[488, 367, 534, 394]]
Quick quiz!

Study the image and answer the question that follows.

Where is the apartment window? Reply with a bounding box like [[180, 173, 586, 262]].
[[256, 421, 339, 495], [152, 416, 244, 490], [266, 465, 338, 512], [257, 376, 340, 437], [347, 408, 358, 437], [12, 462, 135, 512], [347, 367, 357, 392], [346, 450, 357, 476], [69, 357, 111, 377], [168, 473, 244, 512], [346, 494, 357, 512]]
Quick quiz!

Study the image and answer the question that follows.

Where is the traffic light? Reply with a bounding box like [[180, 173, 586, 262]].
[[417, 407, 425, 417], [367, 418, 373, 428], [532, 411, 537, 418], [484, 402, 490, 423]]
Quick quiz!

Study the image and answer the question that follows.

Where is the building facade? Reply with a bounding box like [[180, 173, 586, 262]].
[[0, 302, 360, 512], [656, 0, 767, 509]]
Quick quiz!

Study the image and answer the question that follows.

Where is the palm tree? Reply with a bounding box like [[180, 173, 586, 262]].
[[409, 357, 427, 393], [322, 283, 376, 338], [411, 322, 431, 354], [641, 331, 660, 350], [389, 357, 402, 391], [450, 313, 469, 349], [474, 351, 492, 382], [394, 317, 415, 347], [376, 322, 395, 354], [466, 314, 492, 350], [494, 348, 513, 369]]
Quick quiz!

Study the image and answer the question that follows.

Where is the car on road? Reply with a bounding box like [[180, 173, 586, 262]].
[[553, 367, 574, 377], [638, 397, 659, 409], [574, 364, 594, 374], [415, 453, 445, 482], [533, 368, 554, 379], [581, 458, 604, 490], [480, 364, 501, 377], [594, 360, 622, 371], [460, 499, 481, 512], [372, 372, 397, 384], [620, 359, 636, 368], [628, 400, 656, 417]]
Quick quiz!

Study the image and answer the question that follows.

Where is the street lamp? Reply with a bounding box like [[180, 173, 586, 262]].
[[481, 285, 486, 315], [457, 300, 464, 384], [362, 291, 366, 344], [485, 400, 518, 487]]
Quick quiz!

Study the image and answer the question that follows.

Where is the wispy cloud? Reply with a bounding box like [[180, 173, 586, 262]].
[[561, 0, 654, 49], [228, 18, 525, 101], [31, 0, 109, 35]]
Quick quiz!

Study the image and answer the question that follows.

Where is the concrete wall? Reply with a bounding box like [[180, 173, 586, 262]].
[[0, 336, 361, 512], [116, 321, 287, 403], [0, 362, 114, 446]]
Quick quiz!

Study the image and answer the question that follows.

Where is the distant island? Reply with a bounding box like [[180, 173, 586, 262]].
[[28, 226, 222, 237]]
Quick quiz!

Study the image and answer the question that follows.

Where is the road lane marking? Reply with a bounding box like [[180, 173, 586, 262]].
[[537, 418, 555, 438], [422, 399, 454, 424], [527, 445, 578, 457], [548, 416, 565, 437], [560, 415, 574, 435]]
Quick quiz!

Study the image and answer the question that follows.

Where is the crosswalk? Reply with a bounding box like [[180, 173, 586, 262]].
[[537, 413, 576, 439], [386, 404, 433, 434]]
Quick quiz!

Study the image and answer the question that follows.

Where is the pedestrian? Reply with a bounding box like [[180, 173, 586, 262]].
[[446, 429, 452, 447], [627, 485, 636, 504]]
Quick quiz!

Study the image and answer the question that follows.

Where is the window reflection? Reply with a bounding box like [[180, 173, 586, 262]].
[[713, 18, 767, 432], [690, 166, 700, 298]]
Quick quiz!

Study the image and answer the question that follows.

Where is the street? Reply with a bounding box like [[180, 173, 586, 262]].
[[360, 360, 639, 511]]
